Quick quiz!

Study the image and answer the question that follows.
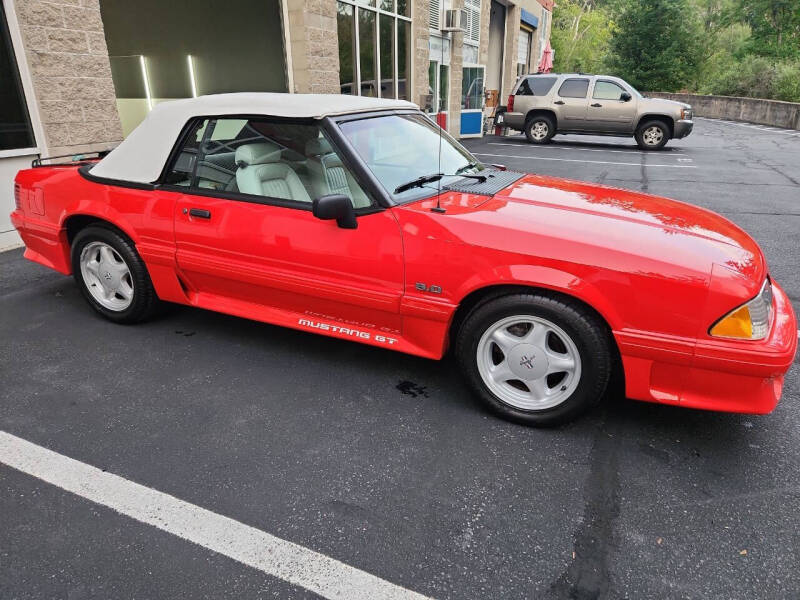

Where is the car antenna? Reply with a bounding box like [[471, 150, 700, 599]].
[[432, 35, 446, 214]]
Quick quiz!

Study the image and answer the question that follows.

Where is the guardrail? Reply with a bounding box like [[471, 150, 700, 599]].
[[646, 92, 800, 131]]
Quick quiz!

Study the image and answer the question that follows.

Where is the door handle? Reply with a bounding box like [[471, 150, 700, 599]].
[[554, 100, 565, 105], [188, 208, 211, 219], [591, 103, 602, 107]]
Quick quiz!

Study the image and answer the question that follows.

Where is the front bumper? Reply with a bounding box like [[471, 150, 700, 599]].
[[674, 119, 694, 139], [618, 280, 797, 414]]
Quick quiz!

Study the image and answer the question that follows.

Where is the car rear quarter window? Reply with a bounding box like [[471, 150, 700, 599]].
[[557, 78, 590, 98], [517, 76, 557, 96]]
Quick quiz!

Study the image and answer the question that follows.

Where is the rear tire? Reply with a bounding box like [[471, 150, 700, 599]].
[[635, 119, 670, 150], [455, 293, 612, 427], [524, 115, 556, 144], [71, 224, 159, 324]]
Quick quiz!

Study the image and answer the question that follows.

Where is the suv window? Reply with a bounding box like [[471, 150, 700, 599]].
[[593, 80, 627, 100], [557, 78, 590, 98], [164, 118, 373, 208], [517, 76, 557, 96]]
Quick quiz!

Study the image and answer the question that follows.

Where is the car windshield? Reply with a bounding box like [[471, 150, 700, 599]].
[[338, 113, 484, 203]]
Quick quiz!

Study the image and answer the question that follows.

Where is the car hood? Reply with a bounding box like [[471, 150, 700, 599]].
[[642, 96, 691, 110], [409, 173, 764, 283]]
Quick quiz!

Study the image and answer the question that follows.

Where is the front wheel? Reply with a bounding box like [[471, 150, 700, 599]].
[[455, 293, 613, 426], [635, 119, 670, 150], [71, 224, 160, 323]]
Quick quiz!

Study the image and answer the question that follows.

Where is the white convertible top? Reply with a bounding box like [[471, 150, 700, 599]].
[[89, 93, 417, 183]]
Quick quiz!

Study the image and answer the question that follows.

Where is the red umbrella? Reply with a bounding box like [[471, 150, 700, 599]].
[[537, 40, 553, 73]]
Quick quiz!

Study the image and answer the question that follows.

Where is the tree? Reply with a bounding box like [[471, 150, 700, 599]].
[[551, 0, 614, 74], [735, 0, 800, 58], [606, 0, 703, 91]]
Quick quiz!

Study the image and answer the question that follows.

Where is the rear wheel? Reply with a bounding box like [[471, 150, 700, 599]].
[[524, 115, 556, 144], [71, 224, 159, 323], [635, 119, 670, 150], [455, 293, 612, 426]]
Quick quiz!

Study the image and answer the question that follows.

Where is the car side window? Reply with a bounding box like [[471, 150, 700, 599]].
[[557, 78, 590, 99], [593, 81, 627, 100], [164, 118, 374, 209]]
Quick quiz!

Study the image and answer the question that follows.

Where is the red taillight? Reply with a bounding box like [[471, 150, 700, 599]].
[[14, 183, 23, 210], [507, 94, 514, 112]]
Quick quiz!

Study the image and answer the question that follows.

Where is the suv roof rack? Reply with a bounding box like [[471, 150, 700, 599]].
[[32, 149, 112, 168]]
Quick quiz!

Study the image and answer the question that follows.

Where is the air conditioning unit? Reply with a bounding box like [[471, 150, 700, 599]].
[[442, 8, 467, 32]]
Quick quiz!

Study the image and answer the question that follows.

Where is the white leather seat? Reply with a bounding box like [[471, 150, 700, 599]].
[[235, 142, 311, 202], [305, 138, 371, 208]]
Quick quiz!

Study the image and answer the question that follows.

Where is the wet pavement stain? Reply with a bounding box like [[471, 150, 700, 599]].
[[395, 380, 429, 398]]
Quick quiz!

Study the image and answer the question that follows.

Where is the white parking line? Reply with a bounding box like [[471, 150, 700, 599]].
[[0, 431, 429, 600], [697, 117, 800, 137], [473, 152, 697, 168], [488, 142, 687, 156]]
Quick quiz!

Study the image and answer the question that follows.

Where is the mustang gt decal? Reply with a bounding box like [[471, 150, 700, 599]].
[[298, 319, 398, 345]]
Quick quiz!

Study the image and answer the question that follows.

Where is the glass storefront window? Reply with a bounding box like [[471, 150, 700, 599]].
[[379, 14, 394, 98], [0, 5, 35, 151], [462, 66, 484, 110], [397, 19, 410, 100], [337, 3, 356, 95], [358, 9, 377, 97], [338, 1, 411, 101], [438, 65, 449, 113]]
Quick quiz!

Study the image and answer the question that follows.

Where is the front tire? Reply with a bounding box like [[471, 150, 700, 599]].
[[635, 119, 670, 150], [71, 224, 159, 323], [524, 115, 556, 144], [455, 293, 613, 426]]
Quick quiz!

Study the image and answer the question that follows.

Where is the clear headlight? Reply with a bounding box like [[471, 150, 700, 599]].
[[710, 278, 774, 340], [681, 108, 693, 120]]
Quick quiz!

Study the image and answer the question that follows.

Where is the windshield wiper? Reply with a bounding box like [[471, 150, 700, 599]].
[[394, 170, 488, 195], [455, 162, 478, 175], [394, 173, 443, 194]]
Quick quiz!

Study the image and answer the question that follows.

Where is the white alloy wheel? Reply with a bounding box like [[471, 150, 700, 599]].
[[530, 120, 549, 141], [642, 125, 664, 146], [476, 315, 582, 411], [79, 241, 134, 311]]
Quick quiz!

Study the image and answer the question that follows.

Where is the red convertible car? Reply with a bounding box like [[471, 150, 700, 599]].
[[10, 94, 797, 426]]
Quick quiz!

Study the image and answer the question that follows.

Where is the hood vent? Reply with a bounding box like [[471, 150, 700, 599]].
[[444, 169, 526, 196]]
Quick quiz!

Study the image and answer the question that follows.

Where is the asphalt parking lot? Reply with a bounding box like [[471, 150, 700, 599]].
[[1, 117, 799, 599]]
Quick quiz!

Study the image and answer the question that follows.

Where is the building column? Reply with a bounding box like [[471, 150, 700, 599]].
[[412, 0, 430, 108], [11, 0, 122, 156], [445, 0, 464, 138], [284, 0, 340, 94], [501, 4, 520, 100]]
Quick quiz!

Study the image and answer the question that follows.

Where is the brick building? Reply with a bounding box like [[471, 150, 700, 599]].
[[0, 0, 552, 248]]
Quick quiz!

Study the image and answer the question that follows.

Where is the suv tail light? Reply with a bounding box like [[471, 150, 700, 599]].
[[507, 94, 514, 112]]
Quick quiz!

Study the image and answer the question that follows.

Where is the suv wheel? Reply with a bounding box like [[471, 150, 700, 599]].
[[524, 115, 556, 144], [635, 119, 670, 150], [455, 293, 613, 427]]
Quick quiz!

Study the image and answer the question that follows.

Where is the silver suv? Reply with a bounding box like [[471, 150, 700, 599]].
[[502, 73, 693, 150]]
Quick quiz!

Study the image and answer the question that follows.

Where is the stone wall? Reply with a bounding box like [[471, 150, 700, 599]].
[[284, 0, 340, 94], [13, 0, 122, 156], [412, 0, 430, 108], [647, 92, 800, 131]]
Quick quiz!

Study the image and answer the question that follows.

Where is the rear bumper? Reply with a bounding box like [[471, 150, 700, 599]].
[[674, 119, 693, 139], [503, 112, 525, 131], [618, 281, 797, 414], [9, 209, 71, 274]]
